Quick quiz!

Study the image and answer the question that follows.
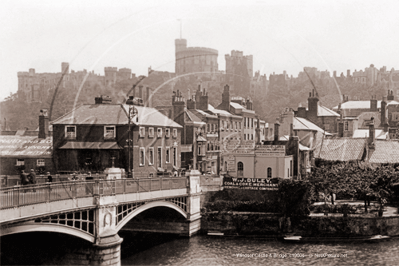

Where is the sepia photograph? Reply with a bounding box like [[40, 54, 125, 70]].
[[1, 0, 399, 265]]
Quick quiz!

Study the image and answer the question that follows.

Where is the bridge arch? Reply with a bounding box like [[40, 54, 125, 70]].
[[116, 200, 187, 232], [0, 223, 95, 243]]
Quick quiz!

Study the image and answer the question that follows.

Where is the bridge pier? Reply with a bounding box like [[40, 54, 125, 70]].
[[185, 170, 202, 237], [91, 233, 123, 266]]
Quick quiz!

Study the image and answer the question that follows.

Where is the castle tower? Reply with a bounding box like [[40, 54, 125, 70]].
[[104, 67, 117, 86]]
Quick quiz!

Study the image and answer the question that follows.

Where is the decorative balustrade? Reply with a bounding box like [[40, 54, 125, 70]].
[[0, 178, 188, 210]]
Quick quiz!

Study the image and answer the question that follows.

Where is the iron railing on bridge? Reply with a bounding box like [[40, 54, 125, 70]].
[[0, 178, 188, 210]]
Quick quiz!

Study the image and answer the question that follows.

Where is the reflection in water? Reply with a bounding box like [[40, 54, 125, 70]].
[[122, 235, 399, 266]]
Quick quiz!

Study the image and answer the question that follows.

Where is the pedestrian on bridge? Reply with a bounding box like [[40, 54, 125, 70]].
[[47, 172, 53, 183], [28, 169, 37, 192], [20, 170, 30, 186], [20, 170, 30, 193], [28, 169, 37, 185]]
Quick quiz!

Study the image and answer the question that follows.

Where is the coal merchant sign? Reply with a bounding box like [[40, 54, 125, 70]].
[[223, 177, 278, 191]]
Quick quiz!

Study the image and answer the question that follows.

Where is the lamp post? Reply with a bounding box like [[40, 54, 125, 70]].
[[126, 97, 137, 178]]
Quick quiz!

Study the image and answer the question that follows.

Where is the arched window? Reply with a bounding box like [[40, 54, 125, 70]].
[[267, 167, 272, 178], [237, 162, 244, 177]]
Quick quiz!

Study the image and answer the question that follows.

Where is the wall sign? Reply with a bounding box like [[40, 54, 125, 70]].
[[223, 176, 278, 191]]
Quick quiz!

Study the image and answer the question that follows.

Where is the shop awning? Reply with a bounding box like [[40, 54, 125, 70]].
[[59, 142, 122, 150]]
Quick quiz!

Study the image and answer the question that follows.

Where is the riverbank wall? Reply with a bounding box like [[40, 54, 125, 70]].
[[201, 211, 399, 237]]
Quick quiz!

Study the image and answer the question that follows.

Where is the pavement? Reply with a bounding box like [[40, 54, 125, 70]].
[[311, 200, 398, 217]]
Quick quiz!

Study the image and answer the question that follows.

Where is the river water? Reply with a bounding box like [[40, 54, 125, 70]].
[[121, 235, 399, 266]]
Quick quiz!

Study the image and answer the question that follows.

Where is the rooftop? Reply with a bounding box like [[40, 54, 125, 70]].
[[314, 138, 367, 161], [52, 104, 182, 128], [369, 140, 399, 164]]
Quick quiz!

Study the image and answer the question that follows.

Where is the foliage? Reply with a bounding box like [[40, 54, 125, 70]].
[[278, 179, 314, 217], [308, 161, 399, 212]]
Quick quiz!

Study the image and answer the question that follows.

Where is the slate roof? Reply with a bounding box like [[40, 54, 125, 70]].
[[52, 104, 128, 125], [192, 109, 218, 119], [185, 110, 205, 124], [230, 102, 255, 113], [122, 105, 182, 128], [53, 104, 182, 128], [353, 129, 388, 139], [333, 101, 380, 111], [210, 108, 242, 118], [368, 140, 399, 164], [317, 105, 340, 117], [314, 138, 367, 161], [294, 117, 332, 135]]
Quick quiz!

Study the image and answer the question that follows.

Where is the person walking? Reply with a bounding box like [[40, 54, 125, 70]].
[[28, 169, 37, 192], [20, 170, 30, 185], [47, 172, 53, 183], [20, 170, 30, 193]]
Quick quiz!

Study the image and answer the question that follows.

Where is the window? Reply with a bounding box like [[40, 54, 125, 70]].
[[148, 147, 154, 165], [237, 162, 244, 177], [139, 127, 145, 137], [244, 134, 246, 140], [65, 125, 76, 140], [267, 167, 272, 178], [172, 128, 178, 138], [166, 147, 170, 163], [104, 126, 115, 139], [207, 124, 210, 132], [344, 121, 349, 131], [37, 159, 45, 166], [173, 147, 177, 167], [16, 159, 25, 166], [165, 128, 170, 138], [157, 147, 162, 168], [157, 128, 162, 138], [139, 147, 145, 166], [149, 127, 154, 138]]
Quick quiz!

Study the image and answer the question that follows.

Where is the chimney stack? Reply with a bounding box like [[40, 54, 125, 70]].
[[387, 90, 394, 101], [38, 109, 49, 139], [220, 84, 231, 111], [274, 119, 280, 143], [370, 95, 377, 111], [368, 117, 375, 150], [381, 96, 387, 127]]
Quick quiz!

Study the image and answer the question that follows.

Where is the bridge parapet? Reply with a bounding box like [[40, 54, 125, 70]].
[[1, 175, 202, 265]]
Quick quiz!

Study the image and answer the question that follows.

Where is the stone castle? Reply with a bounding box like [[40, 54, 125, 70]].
[[17, 62, 138, 103]]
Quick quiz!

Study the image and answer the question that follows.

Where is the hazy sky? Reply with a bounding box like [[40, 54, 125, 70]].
[[1, 0, 398, 101]]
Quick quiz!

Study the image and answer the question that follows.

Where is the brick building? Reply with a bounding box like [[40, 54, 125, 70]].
[[52, 96, 182, 177], [294, 89, 340, 133], [0, 109, 54, 179]]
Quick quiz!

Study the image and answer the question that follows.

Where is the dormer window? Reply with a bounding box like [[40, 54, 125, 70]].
[[157, 128, 163, 138], [149, 127, 154, 138], [139, 127, 145, 137], [65, 125, 76, 140], [172, 128, 177, 138], [165, 128, 170, 138], [104, 126, 116, 139]]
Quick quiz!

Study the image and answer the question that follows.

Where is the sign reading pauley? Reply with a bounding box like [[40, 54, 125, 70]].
[[223, 177, 278, 191]]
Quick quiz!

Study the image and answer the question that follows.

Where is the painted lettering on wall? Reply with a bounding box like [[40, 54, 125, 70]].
[[223, 176, 278, 191]]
